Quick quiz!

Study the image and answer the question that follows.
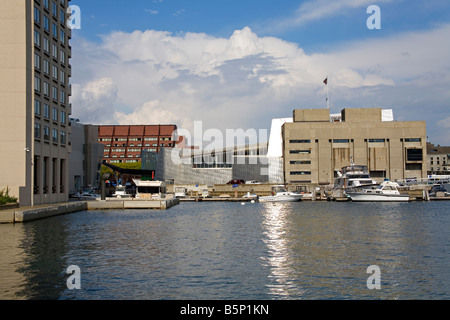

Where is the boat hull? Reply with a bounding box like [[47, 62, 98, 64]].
[[347, 193, 409, 202], [259, 194, 303, 202]]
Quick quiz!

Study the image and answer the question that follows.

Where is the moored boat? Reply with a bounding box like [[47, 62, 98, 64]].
[[259, 185, 303, 202], [112, 185, 132, 198], [346, 180, 409, 202]]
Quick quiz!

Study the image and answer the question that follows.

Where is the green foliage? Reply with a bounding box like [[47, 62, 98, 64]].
[[101, 162, 142, 175], [0, 187, 18, 205]]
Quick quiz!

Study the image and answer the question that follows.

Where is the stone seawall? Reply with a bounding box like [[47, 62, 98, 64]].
[[0, 199, 180, 224], [0, 202, 87, 224]]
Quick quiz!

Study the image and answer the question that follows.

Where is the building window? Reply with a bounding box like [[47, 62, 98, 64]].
[[52, 87, 58, 101], [43, 104, 50, 119], [43, 15, 50, 32], [35, 100, 41, 116], [60, 131, 66, 144], [369, 139, 385, 143], [52, 128, 58, 143], [44, 59, 50, 74], [60, 30, 65, 44], [406, 149, 423, 161], [34, 53, 41, 70], [60, 70, 65, 84], [333, 139, 350, 143], [405, 138, 421, 142], [60, 90, 66, 104], [43, 37, 50, 53], [35, 123, 41, 140], [52, 1, 58, 17], [52, 22, 58, 39], [60, 50, 65, 64], [290, 161, 311, 165], [290, 150, 311, 154], [59, 9, 65, 24], [34, 30, 41, 47], [44, 126, 50, 141], [34, 7, 41, 24], [290, 171, 311, 175], [34, 76, 41, 93], [52, 107, 58, 122], [43, 81, 49, 96], [52, 43, 58, 59], [60, 110, 66, 124], [52, 65, 58, 79], [290, 140, 311, 144]]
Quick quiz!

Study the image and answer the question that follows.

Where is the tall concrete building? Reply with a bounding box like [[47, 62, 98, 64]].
[[0, 0, 72, 206], [282, 108, 427, 185]]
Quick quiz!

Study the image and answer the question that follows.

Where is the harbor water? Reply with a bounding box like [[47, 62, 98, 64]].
[[0, 201, 449, 300]]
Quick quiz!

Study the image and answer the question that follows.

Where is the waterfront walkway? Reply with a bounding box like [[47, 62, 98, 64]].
[[0, 198, 180, 224]]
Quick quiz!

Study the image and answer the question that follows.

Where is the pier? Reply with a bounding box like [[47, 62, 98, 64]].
[[0, 198, 180, 224]]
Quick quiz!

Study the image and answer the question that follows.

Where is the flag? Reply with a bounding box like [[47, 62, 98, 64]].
[[323, 77, 328, 85]]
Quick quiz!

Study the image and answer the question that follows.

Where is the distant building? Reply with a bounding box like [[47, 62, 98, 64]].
[[97, 125, 178, 164], [0, 0, 72, 206], [427, 143, 450, 175], [68, 120, 104, 193], [147, 143, 269, 186], [282, 108, 427, 185]]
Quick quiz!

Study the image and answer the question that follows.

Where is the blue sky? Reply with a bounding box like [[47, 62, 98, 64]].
[[69, 0, 450, 145], [73, 0, 450, 52]]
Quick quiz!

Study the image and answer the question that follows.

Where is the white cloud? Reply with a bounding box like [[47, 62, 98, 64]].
[[268, 0, 394, 31], [144, 9, 158, 15], [70, 24, 450, 145]]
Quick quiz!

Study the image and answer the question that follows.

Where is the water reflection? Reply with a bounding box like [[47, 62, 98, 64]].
[[0, 201, 449, 300], [0, 224, 28, 299], [0, 217, 72, 300], [261, 203, 302, 298]]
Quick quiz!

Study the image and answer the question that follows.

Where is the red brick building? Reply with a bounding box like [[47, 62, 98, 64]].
[[98, 125, 178, 164]]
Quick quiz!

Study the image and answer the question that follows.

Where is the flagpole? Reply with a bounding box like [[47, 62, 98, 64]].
[[324, 76, 329, 109]]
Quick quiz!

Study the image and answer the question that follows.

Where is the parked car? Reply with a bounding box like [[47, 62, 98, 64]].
[[226, 179, 245, 185], [245, 180, 261, 184]]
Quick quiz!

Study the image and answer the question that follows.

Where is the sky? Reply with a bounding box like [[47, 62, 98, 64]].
[[68, 0, 450, 146]]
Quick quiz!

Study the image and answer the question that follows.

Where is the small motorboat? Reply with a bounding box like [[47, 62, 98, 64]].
[[259, 185, 303, 202], [112, 185, 132, 198]]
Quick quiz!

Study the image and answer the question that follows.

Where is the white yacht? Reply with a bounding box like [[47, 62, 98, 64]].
[[327, 164, 378, 199], [112, 185, 132, 198], [334, 165, 378, 190], [346, 180, 410, 202], [259, 185, 303, 202]]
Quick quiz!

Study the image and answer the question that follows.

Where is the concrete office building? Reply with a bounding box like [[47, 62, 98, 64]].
[[68, 120, 104, 194], [147, 143, 269, 186], [0, 0, 72, 206], [282, 108, 427, 186]]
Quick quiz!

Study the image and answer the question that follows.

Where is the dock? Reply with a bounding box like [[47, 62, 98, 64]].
[[179, 197, 257, 202], [86, 198, 180, 210], [0, 198, 180, 224], [0, 201, 88, 224]]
